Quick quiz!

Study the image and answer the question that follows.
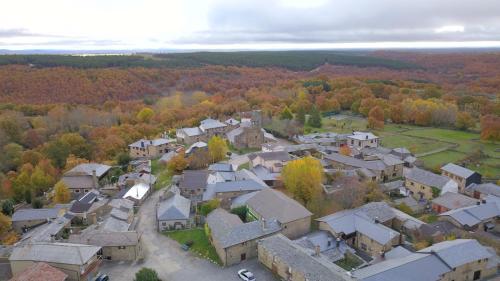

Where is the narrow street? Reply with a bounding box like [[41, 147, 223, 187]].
[[99, 189, 277, 281]]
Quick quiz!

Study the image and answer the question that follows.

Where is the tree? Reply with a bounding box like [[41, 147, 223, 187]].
[[199, 199, 220, 216], [44, 140, 70, 168], [455, 112, 475, 130], [367, 106, 384, 130], [307, 106, 322, 128], [281, 156, 324, 207], [1, 143, 23, 172], [339, 145, 352, 156], [167, 152, 189, 173], [136, 108, 155, 123], [31, 198, 43, 209], [208, 136, 228, 163], [0, 212, 11, 236], [31, 165, 55, 195], [116, 152, 132, 167], [1, 199, 14, 216], [280, 106, 293, 120], [53, 181, 71, 204], [134, 267, 160, 281], [480, 115, 500, 141], [296, 106, 306, 125], [363, 181, 386, 203]]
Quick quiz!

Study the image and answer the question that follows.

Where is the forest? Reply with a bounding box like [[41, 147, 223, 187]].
[[0, 51, 498, 234]]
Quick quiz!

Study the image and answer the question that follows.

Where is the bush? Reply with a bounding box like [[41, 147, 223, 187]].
[[134, 267, 160, 281], [31, 198, 43, 209], [1, 199, 14, 216], [199, 199, 220, 216]]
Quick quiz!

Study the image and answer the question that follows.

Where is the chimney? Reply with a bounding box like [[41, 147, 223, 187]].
[[92, 170, 98, 188], [260, 217, 267, 230], [314, 245, 321, 256], [336, 237, 341, 248], [374, 216, 380, 224]]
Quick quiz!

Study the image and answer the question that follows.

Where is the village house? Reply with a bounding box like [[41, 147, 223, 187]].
[[234, 189, 313, 239], [178, 170, 209, 202], [347, 132, 379, 150], [258, 234, 348, 281], [441, 163, 482, 193], [9, 243, 102, 281], [69, 230, 143, 261], [11, 205, 69, 233], [438, 196, 500, 232], [431, 192, 479, 213], [465, 182, 500, 199], [294, 132, 348, 147], [156, 191, 191, 231], [61, 163, 112, 197], [206, 208, 281, 266], [128, 138, 174, 159], [316, 202, 424, 258], [68, 190, 109, 225], [203, 179, 268, 208], [352, 239, 498, 281], [404, 167, 458, 201], [248, 151, 291, 173], [121, 182, 151, 205], [322, 152, 403, 182], [9, 262, 68, 281], [176, 118, 228, 145]]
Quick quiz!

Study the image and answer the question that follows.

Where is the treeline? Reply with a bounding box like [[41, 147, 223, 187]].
[[0, 51, 419, 71]]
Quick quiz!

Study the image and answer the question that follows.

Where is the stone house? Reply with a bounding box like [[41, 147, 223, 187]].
[[176, 118, 228, 146], [431, 192, 479, 214], [128, 138, 174, 159], [11, 205, 68, 233], [227, 126, 265, 149], [156, 191, 191, 231], [248, 151, 291, 173], [203, 179, 268, 209], [404, 167, 458, 201], [206, 209, 281, 266], [347, 131, 379, 150], [61, 163, 111, 197], [178, 170, 209, 202], [352, 239, 498, 281], [69, 231, 143, 261], [68, 190, 109, 225], [239, 189, 313, 239], [9, 243, 101, 281], [438, 198, 500, 232], [258, 234, 348, 281], [465, 182, 500, 200], [441, 163, 482, 193]]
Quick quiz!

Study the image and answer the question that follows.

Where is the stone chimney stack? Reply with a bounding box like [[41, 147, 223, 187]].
[[92, 169, 98, 188], [314, 245, 321, 256], [260, 217, 267, 230], [336, 237, 341, 248]]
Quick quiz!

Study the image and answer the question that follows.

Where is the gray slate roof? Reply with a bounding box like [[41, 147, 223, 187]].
[[179, 170, 208, 190], [9, 242, 100, 265], [69, 231, 140, 247], [259, 234, 347, 281], [466, 183, 500, 197], [199, 118, 227, 131], [208, 163, 234, 172], [61, 175, 95, 190], [323, 153, 387, 171], [12, 207, 62, 222], [64, 163, 111, 177], [431, 192, 478, 210], [129, 138, 171, 148], [248, 151, 291, 162], [157, 193, 191, 221], [441, 163, 476, 178], [206, 209, 280, 248], [404, 167, 450, 189], [247, 189, 312, 223], [418, 239, 493, 268], [439, 201, 500, 227], [203, 179, 268, 201]]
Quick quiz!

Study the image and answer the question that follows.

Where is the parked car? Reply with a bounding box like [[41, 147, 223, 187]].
[[237, 269, 255, 281], [95, 274, 109, 281]]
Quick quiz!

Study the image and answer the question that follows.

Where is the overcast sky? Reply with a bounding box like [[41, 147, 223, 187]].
[[2, 0, 500, 50]]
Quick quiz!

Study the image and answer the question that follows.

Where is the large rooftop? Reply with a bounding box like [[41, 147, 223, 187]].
[[9, 242, 100, 265]]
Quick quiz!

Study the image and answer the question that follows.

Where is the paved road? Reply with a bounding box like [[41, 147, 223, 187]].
[[99, 190, 277, 281]]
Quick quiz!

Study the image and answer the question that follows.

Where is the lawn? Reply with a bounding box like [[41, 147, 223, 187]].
[[378, 134, 448, 155], [334, 253, 363, 271], [151, 158, 172, 190], [165, 228, 222, 265]]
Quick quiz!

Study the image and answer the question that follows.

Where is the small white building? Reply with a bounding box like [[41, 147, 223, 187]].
[[123, 182, 151, 205], [347, 131, 379, 150]]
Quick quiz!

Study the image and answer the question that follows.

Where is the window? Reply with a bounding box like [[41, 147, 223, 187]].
[[473, 270, 481, 280], [75, 189, 80, 193], [361, 243, 367, 251]]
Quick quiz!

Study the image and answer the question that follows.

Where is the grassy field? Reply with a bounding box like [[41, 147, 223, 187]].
[[151, 159, 172, 190], [165, 228, 222, 265], [319, 115, 500, 179]]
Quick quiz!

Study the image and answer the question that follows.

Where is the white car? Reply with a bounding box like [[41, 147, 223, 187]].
[[237, 269, 255, 281]]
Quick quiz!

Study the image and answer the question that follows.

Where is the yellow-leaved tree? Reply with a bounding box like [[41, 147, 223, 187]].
[[53, 180, 71, 203], [208, 136, 228, 163], [281, 156, 324, 207]]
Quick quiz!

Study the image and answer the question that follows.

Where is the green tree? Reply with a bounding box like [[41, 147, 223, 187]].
[[31, 165, 54, 196], [60, 133, 92, 159], [1, 143, 23, 172], [208, 136, 228, 163], [134, 267, 160, 281], [280, 106, 293, 120], [0, 212, 11, 236], [455, 111, 475, 131], [24, 189, 32, 204], [44, 140, 70, 168], [116, 152, 132, 167], [136, 108, 155, 123], [53, 181, 71, 204], [12, 170, 31, 203], [296, 106, 306, 125], [31, 198, 43, 209], [1, 199, 14, 216], [281, 156, 324, 207], [199, 199, 220, 216], [307, 106, 322, 128]]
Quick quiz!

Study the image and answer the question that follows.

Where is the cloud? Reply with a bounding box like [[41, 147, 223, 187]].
[[174, 0, 500, 45]]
